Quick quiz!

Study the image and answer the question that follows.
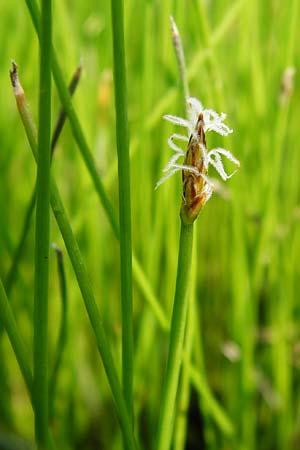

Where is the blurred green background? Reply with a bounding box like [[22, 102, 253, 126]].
[[1, 0, 300, 449]]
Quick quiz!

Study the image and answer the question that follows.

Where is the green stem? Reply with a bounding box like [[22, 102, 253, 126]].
[[173, 299, 194, 450], [5, 188, 36, 295], [0, 278, 57, 450], [5, 65, 81, 297], [49, 244, 68, 422], [51, 64, 82, 155], [10, 66, 136, 450], [110, 0, 133, 425], [34, 0, 52, 447], [0, 278, 32, 394], [51, 171, 137, 450], [156, 221, 193, 450], [173, 229, 198, 450], [169, 19, 192, 449]]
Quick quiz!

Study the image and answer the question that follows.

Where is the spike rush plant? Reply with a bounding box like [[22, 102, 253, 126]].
[[6, 7, 240, 450], [2, 1, 300, 449], [156, 95, 239, 450]]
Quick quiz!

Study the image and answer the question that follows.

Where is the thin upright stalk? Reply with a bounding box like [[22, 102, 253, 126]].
[[173, 230, 197, 450], [110, 0, 133, 425], [156, 19, 194, 450], [34, 0, 52, 447], [5, 189, 36, 295], [0, 278, 57, 450], [5, 65, 81, 296], [51, 64, 82, 154], [10, 66, 136, 450], [170, 16, 190, 106], [173, 302, 194, 450], [0, 278, 32, 394], [49, 244, 68, 421], [156, 222, 193, 450]]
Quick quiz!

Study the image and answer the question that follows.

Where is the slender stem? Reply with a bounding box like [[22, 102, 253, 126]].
[[170, 16, 190, 106], [49, 244, 68, 422], [0, 278, 57, 450], [5, 64, 82, 296], [0, 278, 32, 394], [156, 19, 194, 450], [156, 221, 193, 450], [51, 64, 82, 155], [50, 181, 136, 449], [173, 229, 198, 450], [5, 188, 36, 295], [173, 305, 194, 450], [110, 0, 133, 425], [10, 66, 136, 450], [34, 0, 52, 447]]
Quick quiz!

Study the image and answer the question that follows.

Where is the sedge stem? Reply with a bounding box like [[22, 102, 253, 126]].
[[110, 0, 134, 427], [33, 0, 52, 447], [156, 221, 193, 450]]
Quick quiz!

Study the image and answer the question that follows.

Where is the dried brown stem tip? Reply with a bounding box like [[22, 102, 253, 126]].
[[9, 60, 37, 147], [9, 61, 25, 100], [9, 61, 18, 88], [170, 15, 179, 39]]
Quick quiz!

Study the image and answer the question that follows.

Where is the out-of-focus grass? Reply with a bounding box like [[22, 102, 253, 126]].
[[1, 1, 300, 449]]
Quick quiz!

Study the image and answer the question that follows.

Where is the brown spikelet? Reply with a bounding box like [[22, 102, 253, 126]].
[[180, 114, 209, 224]]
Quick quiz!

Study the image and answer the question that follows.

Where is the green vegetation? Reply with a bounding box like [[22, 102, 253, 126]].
[[0, 1, 299, 449], [33, 1, 52, 448]]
